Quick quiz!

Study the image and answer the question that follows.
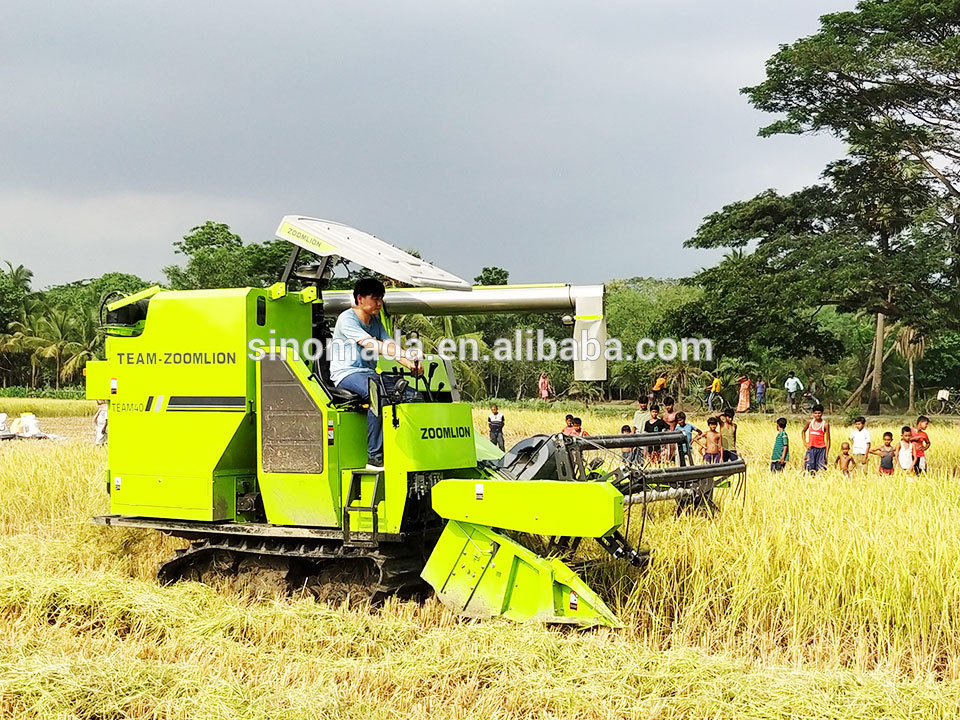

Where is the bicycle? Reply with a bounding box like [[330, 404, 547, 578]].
[[799, 392, 821, 414], [924, 389, 960, 416], [681, 388, 726, 414]]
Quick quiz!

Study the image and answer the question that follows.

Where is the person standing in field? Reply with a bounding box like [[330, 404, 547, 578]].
[[770, 416, 789, 472], [871, 432, 896, 476], [572, 417, 588, 436], [632, 399, 646, 433], [642, 405, 668, 463], [849, 416, 871, 471], [487, 404, 505, 450], [720, 409, 738, 461], [620, 424, 638, 465], [662, 397, 678, 461], [673, 412, 702, 457], [898, 426, 916, 472], [911, 416, 931, 475], [537, 372, 552, 401], [561, 414, 576, 435], [708, 375, 722, 411], [835, 442, 855, 477], [784, 372, 804, 413], [93, 399, 108, 445], [736, 376, 752, 413], [755, 377, 767, 413], [698, 417, 722, 463], [801, 404, 830, 473]]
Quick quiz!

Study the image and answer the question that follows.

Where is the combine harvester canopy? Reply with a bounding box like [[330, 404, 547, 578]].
[[85, 215, 744, 627]]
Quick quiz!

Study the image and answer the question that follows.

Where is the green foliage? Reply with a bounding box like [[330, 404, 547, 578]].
[[0, 386, 85, 399], [474, 266, 510, 286], [743, 0, 960, 274], [163, 222, 290, 290]]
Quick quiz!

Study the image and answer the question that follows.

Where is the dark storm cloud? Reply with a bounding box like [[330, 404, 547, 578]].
[[0, 0, 849, 288]]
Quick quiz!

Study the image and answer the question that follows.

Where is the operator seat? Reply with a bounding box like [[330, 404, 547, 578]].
[[309, 358, 367, 411]]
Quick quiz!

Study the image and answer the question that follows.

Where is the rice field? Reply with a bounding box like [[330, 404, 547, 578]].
[[3, 403, 960, 718]]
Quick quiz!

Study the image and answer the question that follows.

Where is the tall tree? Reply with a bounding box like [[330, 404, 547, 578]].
[[683, 152, 946, 412], [164, 222, 290, 290], [744, 0, 960, 270]]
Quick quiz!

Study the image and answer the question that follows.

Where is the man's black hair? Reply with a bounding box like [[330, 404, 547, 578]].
[[901, 425, 912, 434], [664, 396, 675, 406], [621, 424, 632, 433], [565, 414, 574, 421], [776, 417, 787, 428], [353, 277, 386, 303], [917, 415, 930, 423], [787, 371, 795, 376], [707, 416, 719, 425], [722, 408, 734, 418], [883, 431, 893, 439], [855, 416, 866, 424], [676, 411, 686, 421], [573, 417, 583, 426], [812, 404, 824, 413], [650, 404, 660, 412]]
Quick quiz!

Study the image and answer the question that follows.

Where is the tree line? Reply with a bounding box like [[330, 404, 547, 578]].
[[3, 0, 959, 411]]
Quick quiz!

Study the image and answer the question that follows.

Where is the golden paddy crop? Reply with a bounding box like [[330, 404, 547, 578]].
[[3, 405, 960, 718]]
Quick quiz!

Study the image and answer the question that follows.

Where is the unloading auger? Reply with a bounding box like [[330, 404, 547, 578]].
[[85, 215, 746, 627]]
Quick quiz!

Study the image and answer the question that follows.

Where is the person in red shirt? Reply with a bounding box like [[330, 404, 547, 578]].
[[911, 415, 931, 475], [801, 404, 830, 473], [560, 414, 576, 436]]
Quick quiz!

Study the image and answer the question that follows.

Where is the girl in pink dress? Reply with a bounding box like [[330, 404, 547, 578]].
[[537, 372, 552, 400]]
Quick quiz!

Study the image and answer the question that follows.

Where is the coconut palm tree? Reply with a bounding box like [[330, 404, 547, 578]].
[[34, 307, 78, 390], [894, 326, 925, 413], [4, 261, 33, 298]]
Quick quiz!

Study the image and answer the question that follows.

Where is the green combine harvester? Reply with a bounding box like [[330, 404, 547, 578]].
[[86, 216, 745, 627]]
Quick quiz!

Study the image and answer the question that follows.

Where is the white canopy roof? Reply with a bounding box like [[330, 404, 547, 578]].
[[275, 216, 471, 291]]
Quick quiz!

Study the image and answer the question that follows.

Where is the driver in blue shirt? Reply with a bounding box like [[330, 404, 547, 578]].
[[330, 277, 422, 468]]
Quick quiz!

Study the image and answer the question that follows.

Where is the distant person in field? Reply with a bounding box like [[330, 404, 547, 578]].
[[898, 426, 916, 471], [755, 377, 767, 412], [674, 412, 702, 459], [662, 397, 678, 461], [770, 416, 788, 472], [736, 375, 752, 413], [643, 404, 668, 463], [94, 399, 108, 445], [487, 404, 505, 450], [849, 416, 871, 470], [650, 373, 667, 405], [620, 424, 638, 464], [720, 409, 738, 461], [572, 417, 588, 436], [801, 403, 830, 473], [871, 432, 896, 476], [632, 398, 647, 432], [708, 375, 722, 411], [911, 416, 931, 475], [784, 371, 804, 413], [698, 417, 722, 463], [561, 414, 576, 435], [835, 442, 855, 477], [537, 372, 552, 400]]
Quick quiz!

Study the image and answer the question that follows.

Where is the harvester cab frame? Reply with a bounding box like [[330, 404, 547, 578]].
[[86, 215, 746, 627]]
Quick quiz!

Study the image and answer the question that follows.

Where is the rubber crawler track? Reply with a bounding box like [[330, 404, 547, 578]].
[[158, 534, 431, 603]]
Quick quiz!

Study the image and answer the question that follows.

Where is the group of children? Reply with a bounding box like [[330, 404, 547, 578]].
[[782, 409, 931, 476], [621, 398, 740, 465], [487, 400, 933, 477]]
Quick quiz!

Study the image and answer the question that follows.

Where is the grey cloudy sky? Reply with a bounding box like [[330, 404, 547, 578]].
[[0, 0, 851, 290]]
